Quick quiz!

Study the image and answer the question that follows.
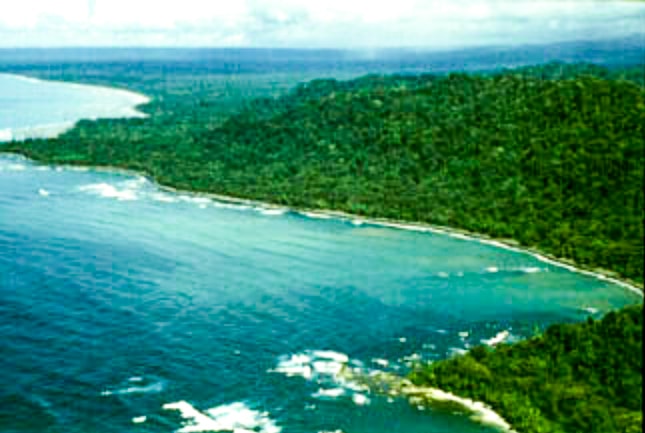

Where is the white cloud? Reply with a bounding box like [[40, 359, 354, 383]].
[[0, 0, 89, 28], [91, 0, 248, 28], [0, 0, 643, 47]]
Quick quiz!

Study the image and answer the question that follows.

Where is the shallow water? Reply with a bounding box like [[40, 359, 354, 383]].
[[0, 74, 147, 142], [0, 154, 640, 433], [0, 73, 641, 433]]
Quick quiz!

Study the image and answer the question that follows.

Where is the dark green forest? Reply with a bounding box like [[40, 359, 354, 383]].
[[2, 60, 643, 432], [3, 63, 643, 284], [409, 304, 643, 433]]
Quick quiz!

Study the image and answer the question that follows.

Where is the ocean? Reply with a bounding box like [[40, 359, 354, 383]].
[[0, 55, 642, 433]]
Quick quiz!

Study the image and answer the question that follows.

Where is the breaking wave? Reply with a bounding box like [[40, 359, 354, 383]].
[[163, 400, 281, 433], [258, 208, 288, 216], [270, 350, 371, 405], [300, 211, 332, 220], [270, 349, 517, 431], [79, 182, 140, 201], [481, 330, 511, 346]]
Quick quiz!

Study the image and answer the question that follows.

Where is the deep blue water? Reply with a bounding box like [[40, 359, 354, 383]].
[[0, 64, 642, 433], [1, 154, 641, 433]]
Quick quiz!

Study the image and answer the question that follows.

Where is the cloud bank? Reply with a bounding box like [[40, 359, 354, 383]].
[[0, 0, 643, 48]]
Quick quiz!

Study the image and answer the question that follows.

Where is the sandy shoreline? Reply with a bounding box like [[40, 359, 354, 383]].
[[0, 74, 641, 295], [2, 152, 641, 433], [2, 151, 643, 297], [0, 72, 150, 144], [0, 72, 151, 105], [1, 71, 642, 433], [339, 368, 518, 433], [125, 165, 645, 296]]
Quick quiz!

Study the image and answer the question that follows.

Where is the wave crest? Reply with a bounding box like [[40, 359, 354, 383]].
[[163, 400, 281, 433]]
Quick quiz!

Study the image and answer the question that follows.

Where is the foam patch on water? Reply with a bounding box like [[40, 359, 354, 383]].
[[3, 163, 27, 171], [352, 393, 371, 406], [163, 400, 281, 433], [481, 330, 510, 346], [101, 380, 165, 396], [258, 208, 288, 216], [300, 211, 332, 220], [313, 388, 346, 399], [372, 358, 389, 367], [271, 350, 371, 405], [212, 201, 245, 210], [519, 267, 541, 273], [79, 182, 139, 201], [179, 195, 211, 205], [38, 188, 50, 197], [448, 347, 468, 357]]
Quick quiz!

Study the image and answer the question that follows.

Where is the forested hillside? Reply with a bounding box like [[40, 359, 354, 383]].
[[4, 63, 643, 284], [409, 304, 643, 433]]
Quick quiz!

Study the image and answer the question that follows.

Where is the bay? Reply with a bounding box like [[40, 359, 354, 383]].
[[0, 70, 640, 433]]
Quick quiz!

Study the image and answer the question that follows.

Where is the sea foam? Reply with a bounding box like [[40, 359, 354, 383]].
[[79, 183, 139, 201], [481, 330, 510, 346], [101, 381, 165, 396], [259, 208, 288, 216], [301, 211, 332, 220], [270, 350, 370, 405], [163, 400, 281, 433]]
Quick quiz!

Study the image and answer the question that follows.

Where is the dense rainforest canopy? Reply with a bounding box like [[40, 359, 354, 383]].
[[409, 304, 643, 433], [3, 63, 644, 284], [2, 59, 643, 432]]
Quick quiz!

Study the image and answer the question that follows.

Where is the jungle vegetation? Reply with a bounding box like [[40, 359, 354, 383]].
[[1, 56, 643, 432], [2, 62, 643, 284], [409, 304, 643, 433]]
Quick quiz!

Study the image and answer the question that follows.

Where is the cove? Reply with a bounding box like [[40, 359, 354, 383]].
[[0, 73, 148, 142], [0, 153, 640, 433]]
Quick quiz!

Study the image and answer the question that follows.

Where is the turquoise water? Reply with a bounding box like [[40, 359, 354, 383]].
[[0, 77, 641, 433], [0, 74, 147, 142]]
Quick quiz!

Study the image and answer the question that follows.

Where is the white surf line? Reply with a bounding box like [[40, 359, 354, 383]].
[[3, 152, 641, 296], [404, 383, 518, 433], [343, 369, 517, 433], [362, 219, 643, 297]]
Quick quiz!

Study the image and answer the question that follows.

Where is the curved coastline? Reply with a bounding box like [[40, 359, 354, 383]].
[[2, 73, 642, 295], [0, 72, 151, 108], [0, 73, 151, 143], [1, 151, 525, 433], [1, 154, 640, 433], [1, 71, 642, 433], [2, 150, 643, 297]]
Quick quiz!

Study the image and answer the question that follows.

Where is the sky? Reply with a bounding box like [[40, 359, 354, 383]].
[[0, 0, 643, 48]]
